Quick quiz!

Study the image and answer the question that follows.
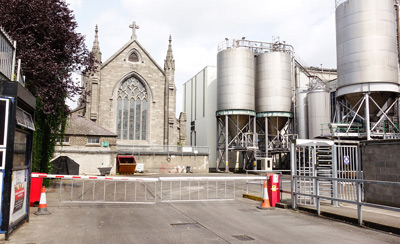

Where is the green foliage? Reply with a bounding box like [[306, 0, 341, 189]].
[[32, 98, 68, 173], [0, 0, 93, 174]]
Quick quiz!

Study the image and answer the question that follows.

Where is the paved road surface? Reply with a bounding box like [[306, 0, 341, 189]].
[[7, 194, 400, 244]]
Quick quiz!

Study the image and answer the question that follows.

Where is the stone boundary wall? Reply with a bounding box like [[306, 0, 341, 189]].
[[133, 154, 209, 174], [361, 140, 400, 208]]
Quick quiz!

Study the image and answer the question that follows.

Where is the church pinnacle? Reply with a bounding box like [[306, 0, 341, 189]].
[[92, 25, 102, 63], [164, 35, 175, 71]]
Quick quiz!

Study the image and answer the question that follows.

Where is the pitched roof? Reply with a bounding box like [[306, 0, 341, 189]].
[[101, 39, 165, 75], [65, 115, 117, 137]]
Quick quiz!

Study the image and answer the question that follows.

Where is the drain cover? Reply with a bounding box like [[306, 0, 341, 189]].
[[239, 209, 259, 212], [232, 235, 255, 241], [171, 223, 201, 229]]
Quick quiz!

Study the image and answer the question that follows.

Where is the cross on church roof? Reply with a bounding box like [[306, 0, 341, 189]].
[[129, 21, 139, 40]]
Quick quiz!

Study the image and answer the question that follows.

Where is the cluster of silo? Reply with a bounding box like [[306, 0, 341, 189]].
[[335, 0, 400, 138], [216, 40, 296, 171]]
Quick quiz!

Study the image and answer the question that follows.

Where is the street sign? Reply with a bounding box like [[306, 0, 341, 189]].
[[344, 156, 350, 165]]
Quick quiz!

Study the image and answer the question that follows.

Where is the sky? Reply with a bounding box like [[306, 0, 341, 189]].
[[65, 0, 337, 115]]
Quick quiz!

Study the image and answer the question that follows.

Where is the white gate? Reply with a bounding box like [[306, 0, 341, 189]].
[[336, 145, 361, 201], [291, 139, 361, 207]]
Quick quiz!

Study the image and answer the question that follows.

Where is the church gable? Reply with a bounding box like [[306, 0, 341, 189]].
[[101, 40, 165, 76], [93, 26, 167, 145]]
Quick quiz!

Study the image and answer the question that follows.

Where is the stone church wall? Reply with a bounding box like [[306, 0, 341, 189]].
[[98, 41, 166, 145]]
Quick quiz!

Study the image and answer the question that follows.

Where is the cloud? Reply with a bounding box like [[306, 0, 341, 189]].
[[67, 0, 338, 112], [65, 0, 83, 9]]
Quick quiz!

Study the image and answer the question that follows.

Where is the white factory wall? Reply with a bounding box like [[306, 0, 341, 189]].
[[183, 66, 218, 170]]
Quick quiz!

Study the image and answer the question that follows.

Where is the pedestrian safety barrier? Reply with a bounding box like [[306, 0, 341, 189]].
[[31, 173, 267, 204], [292, 175, 400, 225], [159, 176, 266, 202], [290, 139, 400, 225], [32, 173, 158, 204]]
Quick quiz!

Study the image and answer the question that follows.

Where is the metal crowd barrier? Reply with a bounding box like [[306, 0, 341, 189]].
[[32, 173, 158, 204], [292, 175, 400, 225], [159, 176, 267, 202]]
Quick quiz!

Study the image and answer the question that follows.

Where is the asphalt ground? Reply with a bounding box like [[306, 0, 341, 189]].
[[4, 174, 400, 244]]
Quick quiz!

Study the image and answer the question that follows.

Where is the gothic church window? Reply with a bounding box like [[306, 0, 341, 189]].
[[128, 52, 139, 62], [116, 77, 147, 140]]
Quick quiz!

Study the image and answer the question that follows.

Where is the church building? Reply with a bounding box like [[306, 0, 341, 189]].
[[75, 22, 186, 146], [53, 22, 210, 175]]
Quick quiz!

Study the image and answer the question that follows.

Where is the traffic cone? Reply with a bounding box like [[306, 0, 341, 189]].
[[34, 186, 51, 215], [257, 180, 274, 210]]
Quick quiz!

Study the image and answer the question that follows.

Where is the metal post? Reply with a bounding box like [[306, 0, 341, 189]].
[[224, 181, 227, 199], [216, 116, 219, 171], [11, 41, 16, 81], [93, 181, 95, 202], [154, 181, 157, 203], [16, 59, 21, 82], [60, 180, 63, 202], [316, 177, 320, 216], [234, 181, 236, 199], [265, 117, 269, 158], [398, 97, 400, 130], [357, 181, 363, 225], [332, 144, 338, 207], [103, 181, 106, 201], [145, 183, 147, 202], [124, 182, 127, 202], [114, 181, 116, 202], [312, 145, 317, 205], [225, 115, 229, 172], [207, 180, 209, 199], [335, 101, 341, 123], [253, 116, 256, 148], [365, 93, 371, 140], [82, 180, 85, 201], [290, 141, 296, 209]]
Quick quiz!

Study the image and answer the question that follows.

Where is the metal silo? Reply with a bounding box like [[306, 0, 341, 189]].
[[216, 41, 257, 172], [217, 48, 255, 111], [256, 51, 292, 135], [256, 51, 292, 113], [335, 0, 400, 139], [308, 89, 330, 139], [296, 89, 308, 139]]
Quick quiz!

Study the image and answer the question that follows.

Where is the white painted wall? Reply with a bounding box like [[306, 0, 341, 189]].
[[183, 66, 217, 169]]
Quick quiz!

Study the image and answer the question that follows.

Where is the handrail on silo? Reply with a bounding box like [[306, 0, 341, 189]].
[[217, 38, 294, 55], [335, 0, 349, 8], [0, 27, 16, 81]]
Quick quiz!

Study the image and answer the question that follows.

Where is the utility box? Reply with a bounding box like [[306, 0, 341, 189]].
[[260, 158, 273, 171], [267, 174, 280, 207]]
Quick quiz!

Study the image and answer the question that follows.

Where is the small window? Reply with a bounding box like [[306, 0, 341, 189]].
[[87, 137, 100, 144], [13, 130, 28, 167], [128, 52, 139, 62], [56, 137, 70, 144]]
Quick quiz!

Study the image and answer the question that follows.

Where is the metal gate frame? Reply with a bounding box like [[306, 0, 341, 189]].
[[290, 139, 362, 208]]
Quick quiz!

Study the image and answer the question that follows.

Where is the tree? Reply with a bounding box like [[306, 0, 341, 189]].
[[0, 0, 93, 173]]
